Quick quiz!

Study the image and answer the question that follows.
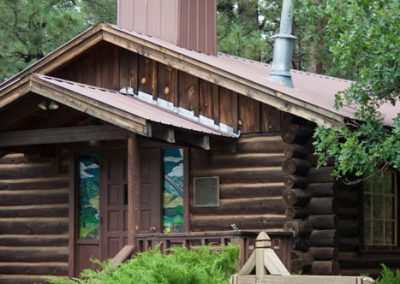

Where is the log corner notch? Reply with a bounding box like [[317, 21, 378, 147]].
[[281, 116, 315, 274]]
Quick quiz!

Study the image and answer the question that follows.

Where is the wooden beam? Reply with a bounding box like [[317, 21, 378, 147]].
[[148, 123, 175, 143], [0, 125, 128, 147], [30, 78, 149, 136], [127, 135, 141, 245], [0, 96, 44, 130], [177, 132, 210, 150]]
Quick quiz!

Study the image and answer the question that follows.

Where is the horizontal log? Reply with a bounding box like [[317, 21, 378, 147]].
[[293, 237, 311, 252], [338, 237, 360, 251], [284, 144, 309, 159], [0, 176, 68, 190], [308, 167, 334, 183], [0, 163, 54, 179], [283, 175, 308, 189], [236, 135, 284, 153], [191, 197, 285, 215], [308, 183, 334, 197], [0, 218, 68, 234], [211, 153, 285, 168], [309, 247, 336, 261], [0, 154, 51, 165], [309, 230, 336, 247], [0, 247, 68, 262], [283, 188, 311, 206], [0, 262, 68, 276], [0, 189, 68, 206], [0, 204, 68, 218], [0, 275, 57, 284], [339, 254, 400, 269], [337, 220, 359, 238], [283, 220, 312, 237], [311, 260, 339, 275], [309, 215, 336, 230], [337, 207, 359, 219], [0, 125, 128, 147], [285, 207, 309, 219], [336, 191, 360, 207], [0, 234, 68, 247], [193, 167, 283, 181], [190, 214, 286, 231], [291, 251, 313, 273], [282, 158, 310, 176], [220, 183, 284, 199], [307, 197, 334, 215], [281, 124, 313, 144]]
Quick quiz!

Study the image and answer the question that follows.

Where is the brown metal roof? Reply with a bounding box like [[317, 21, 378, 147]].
[[34, 74, 237, 138], [0, 23, 397, 127], [109, 24, 397, 126]]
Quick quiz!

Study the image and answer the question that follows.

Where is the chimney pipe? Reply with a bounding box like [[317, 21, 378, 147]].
[[268, 0, 296, 88]]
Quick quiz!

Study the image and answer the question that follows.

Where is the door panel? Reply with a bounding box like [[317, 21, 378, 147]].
[[101, 150, 128, 259], [140, 148, 161, 233]]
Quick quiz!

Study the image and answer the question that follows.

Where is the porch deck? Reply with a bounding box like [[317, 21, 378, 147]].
[[135, 231, 293, 269]]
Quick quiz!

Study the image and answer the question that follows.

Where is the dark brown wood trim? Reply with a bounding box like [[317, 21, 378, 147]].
[[67, 150, 76, 277], [127, 135, 141, 245], [0, 125, 129, 147], [184, 147, 190, 232]]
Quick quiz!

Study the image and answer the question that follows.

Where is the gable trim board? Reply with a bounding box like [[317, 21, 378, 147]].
[[0, 74, 236, 140], [0, 23, 351, 129]]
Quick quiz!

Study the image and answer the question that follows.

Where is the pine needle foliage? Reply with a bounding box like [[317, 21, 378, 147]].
[[49, 245, 239, 284]]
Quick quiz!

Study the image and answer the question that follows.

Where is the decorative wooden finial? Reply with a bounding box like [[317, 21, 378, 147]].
[[256, 232, 272, 248]]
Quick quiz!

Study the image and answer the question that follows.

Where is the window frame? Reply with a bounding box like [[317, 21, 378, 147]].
[[362, 170, 399, 251]]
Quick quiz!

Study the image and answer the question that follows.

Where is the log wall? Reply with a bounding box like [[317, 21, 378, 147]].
[[50, 42, 284, 134], [190, 134, 287, 232], [0, 153, 70, 283]]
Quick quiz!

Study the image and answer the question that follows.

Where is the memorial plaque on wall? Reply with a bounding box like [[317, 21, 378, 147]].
[[193, 177, 219, 207]]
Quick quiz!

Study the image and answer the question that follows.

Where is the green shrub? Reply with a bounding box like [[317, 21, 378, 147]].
[[49, 245, 239, 284], [375, 265, 400, 284]]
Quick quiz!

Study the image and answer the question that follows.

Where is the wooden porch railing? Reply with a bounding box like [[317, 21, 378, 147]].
[[136, 231, 292, 270]]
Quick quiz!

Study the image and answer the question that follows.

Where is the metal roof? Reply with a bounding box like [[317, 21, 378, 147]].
[[34, 74, 238, 138], [0, 23, 397, 127], [109, 24, 398, 126]]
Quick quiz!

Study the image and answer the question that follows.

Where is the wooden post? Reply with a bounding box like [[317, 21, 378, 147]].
[[127, 134, 140, 246], [255, 232, 271, 280]]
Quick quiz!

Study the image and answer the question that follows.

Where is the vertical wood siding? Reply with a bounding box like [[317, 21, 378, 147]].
[[50, 43, 284, 134]]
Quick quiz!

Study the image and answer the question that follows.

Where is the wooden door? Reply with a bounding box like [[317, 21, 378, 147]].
[[100, 150, 128, 259], [140, 148, 161, 233]]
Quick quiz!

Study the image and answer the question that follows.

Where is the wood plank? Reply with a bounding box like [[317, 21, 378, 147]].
[[239, 95, 260, 133], [232, 275, 374, 284], [261, 105, 282, 132], [119, 48, 139, 93], [199, 80, 219, 121], [219, 87, 238, 128], [139, 56, 157, 97], [111, 245, 134, 269], [0, 125, 128, 147], [178, 71, 199, 114], [158, 63, 178, 104], [264, 248, 290, 276]]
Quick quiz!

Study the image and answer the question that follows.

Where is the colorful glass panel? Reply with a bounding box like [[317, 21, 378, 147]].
[[79, 155, 100, 239], [163, 149, 184, 233]]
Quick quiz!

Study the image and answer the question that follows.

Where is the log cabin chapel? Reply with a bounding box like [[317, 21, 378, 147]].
[[0, 0, 398, 283]]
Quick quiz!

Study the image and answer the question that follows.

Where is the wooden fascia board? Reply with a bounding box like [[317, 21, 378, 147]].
[[29, 77, 150, 136], [0, 125, 129, 147], [102, 26, 344, 128], [0, 24, 104, 95]]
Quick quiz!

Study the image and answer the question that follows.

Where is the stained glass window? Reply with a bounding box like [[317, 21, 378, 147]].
[[163, 149, 184, 233], [364, 171, 397, 246], [79, 155, 100, 239]]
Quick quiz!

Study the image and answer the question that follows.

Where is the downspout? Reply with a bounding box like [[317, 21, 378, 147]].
[[268, 0, 296, 88]]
